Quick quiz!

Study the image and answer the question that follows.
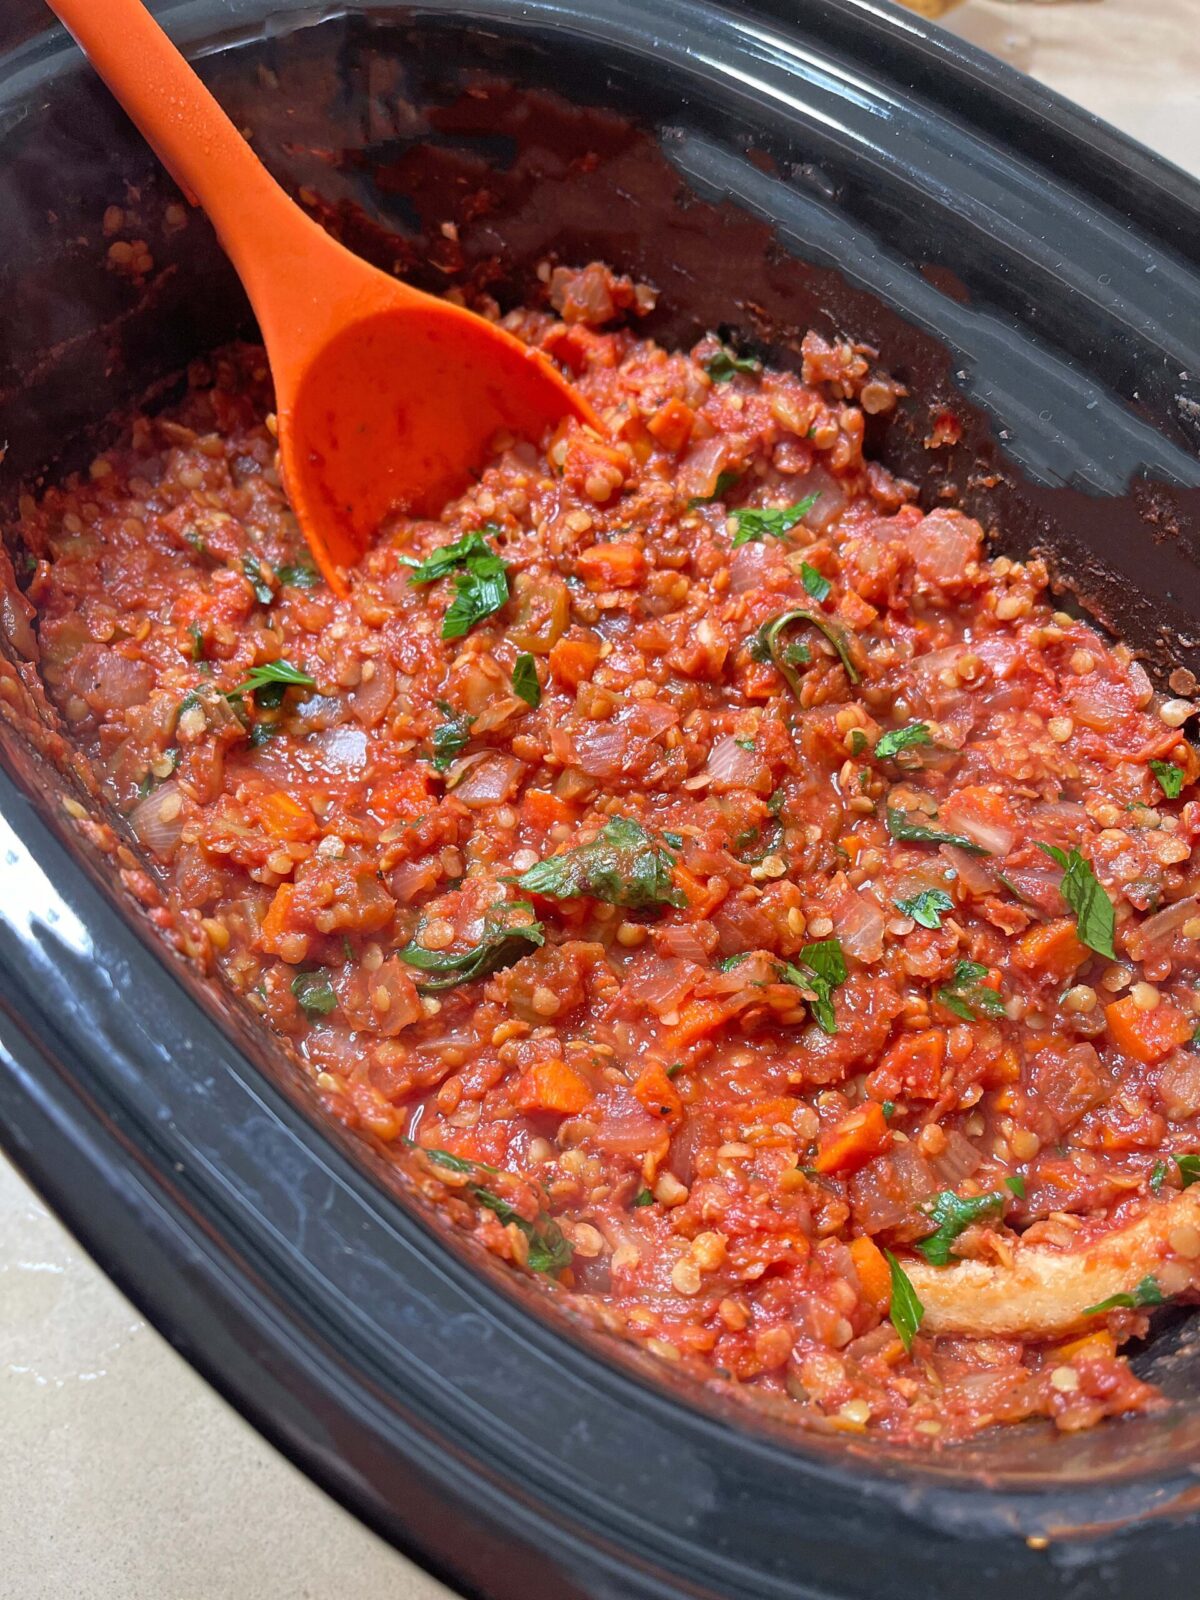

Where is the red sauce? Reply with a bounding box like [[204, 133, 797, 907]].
[[14, 262, 1200, 1444]]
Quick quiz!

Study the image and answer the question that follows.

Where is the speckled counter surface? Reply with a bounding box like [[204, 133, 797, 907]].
[[2, 5, 1196, 1596]]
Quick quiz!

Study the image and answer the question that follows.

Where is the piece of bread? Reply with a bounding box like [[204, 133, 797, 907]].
[[906, 1188, 1200, 1338]]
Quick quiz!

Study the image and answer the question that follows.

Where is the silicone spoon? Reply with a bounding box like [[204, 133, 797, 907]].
[[45, 0, 597, 595]]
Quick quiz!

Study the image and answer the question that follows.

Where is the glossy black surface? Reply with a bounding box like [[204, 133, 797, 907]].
[[3, 3, 1200, 1597]]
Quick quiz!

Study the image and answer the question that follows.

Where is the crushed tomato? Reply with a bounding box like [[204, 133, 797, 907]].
[[11, 260, 1200, 1445]]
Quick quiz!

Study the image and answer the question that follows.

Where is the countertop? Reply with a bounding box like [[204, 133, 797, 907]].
[[2, 3, 1197, 1596]]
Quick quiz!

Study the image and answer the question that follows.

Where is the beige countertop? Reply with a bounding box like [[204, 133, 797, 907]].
[[2, 5, 1196, 1597]]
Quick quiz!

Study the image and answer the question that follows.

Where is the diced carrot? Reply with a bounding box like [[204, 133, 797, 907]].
[[632, 1061, 684, 1125], [1013, 917, 1088, 982], [645, 396, 695, 452], [1104, 995, 1193, 1064], [549, 629, 602, 688], [523, 788, 575, 831], [849, 1234, 892, 1313], [256, 789, 318, 841], [814, 1102, 891, 1175], [1056, 1329, 1117, 1362], [837, 590, 878, 630], [576, 541, 646, 589], [513, 1060, 593, 1117], [867, 1029, 946, 1101], [258, 882, 296, 956], [671, 863, 726, 918], [660, 997, 734, 1057], [839, 832, 868, 863]]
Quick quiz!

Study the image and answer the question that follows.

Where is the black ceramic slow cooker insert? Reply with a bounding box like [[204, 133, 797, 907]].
[[2, 4, 1200, 1598]]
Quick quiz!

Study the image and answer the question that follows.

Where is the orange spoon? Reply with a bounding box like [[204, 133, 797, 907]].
[[46, 0, 597, 596]]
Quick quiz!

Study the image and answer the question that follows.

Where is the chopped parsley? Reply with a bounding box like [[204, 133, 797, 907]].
[[1175, 1154, 1200, 1189], [187, 623, 206, 662], [935, 959, 1005, 1021], [1004, 1173, 1026, 1200], [885, 1251, 924, 1352], [799, 562, 831, 602], [1082, 1275, 1164, 1316], [408, 526, 510, 640], [886, 808, 989, 855], [703, 344, 761, 382], [1036, 842, 1116, 960], [752, 607, 860, 697], [471, 1187, 573, 1274], [516, 815, 685, 910], [875, 722, 933, 760], [241, 552, 273, 605], [512, 652, 541, 708], [914, 1188, 1006, 1266], [780, 937, 847, 1035], [730, 495, 818, 549], [895, 888, 954, 929], [276, 561, 320, 589], [228, 658, 316, 709], [1150, 1160, 1168, 1195], [632, 1189, 654, 1207], [408, 1143, 571, 1274], [1150, 759, 1185, 800], [429, 704, 474, 772], [398, 903, 544, 992], [291, 968, 337, 1018]]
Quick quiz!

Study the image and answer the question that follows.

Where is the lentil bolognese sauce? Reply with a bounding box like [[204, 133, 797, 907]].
[[11, 261, 1200, 1444]]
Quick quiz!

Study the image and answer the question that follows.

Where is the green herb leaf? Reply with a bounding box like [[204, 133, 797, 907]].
[[780, 938, 847, 1035], [730, 495, 818, 548], [291, 968, 336, 1018], [1150, 1160, 1168, 1195], [276, 561, 320, 590], [1036, 842, 1116, 960], [443, 564, 509, 639], [228, 658, 316, 709], [886, 808, 989, 855], [875, 722, 933, 760], [881, 1100, 896, 1120], [935, 958, 1005, 1022], [914, 1189, 1006, 1266], [632, 1189, 654, 1207], [241, 553, 274, 605], [407, 527, 496, 585], [895, 888, 954, 929], [687, 470, 743, 508], [512, 652, 541, 708], [1150, 760, 1185, 800], [885, 1250, 924, 1353], [187, 623, 206, 662], [398, 903, 544, 992], [1004, 1174, 1026, 1200], [404, 1140, 498, 1175], [1082, 1274, 1164, 1316], [848, 728, 868, 756], [249, 720, 280, 748], [1175, 1154, 1200, 1189], [717, 952, 752, 972], [407, 526, 511, 640], [800, 561, 831, 602], [429, 704, 474, 773], [752, 607, 860, 696], [516, 815, 685, 910], [471, 1187, 573, 1274], [704, 344, 760, 382]]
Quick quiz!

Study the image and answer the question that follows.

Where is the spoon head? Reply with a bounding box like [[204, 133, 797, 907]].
[[276, 300, 594, 593]]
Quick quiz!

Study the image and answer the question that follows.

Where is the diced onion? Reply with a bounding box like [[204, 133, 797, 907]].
[[129, 780, 185, 859], [705, 734, 759, 791]]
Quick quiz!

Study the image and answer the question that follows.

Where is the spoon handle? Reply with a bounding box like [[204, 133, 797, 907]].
[[44, 0, 330, 317]]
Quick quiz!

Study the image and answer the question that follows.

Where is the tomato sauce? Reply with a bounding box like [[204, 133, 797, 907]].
[[13, 261, 1200, 1444]]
